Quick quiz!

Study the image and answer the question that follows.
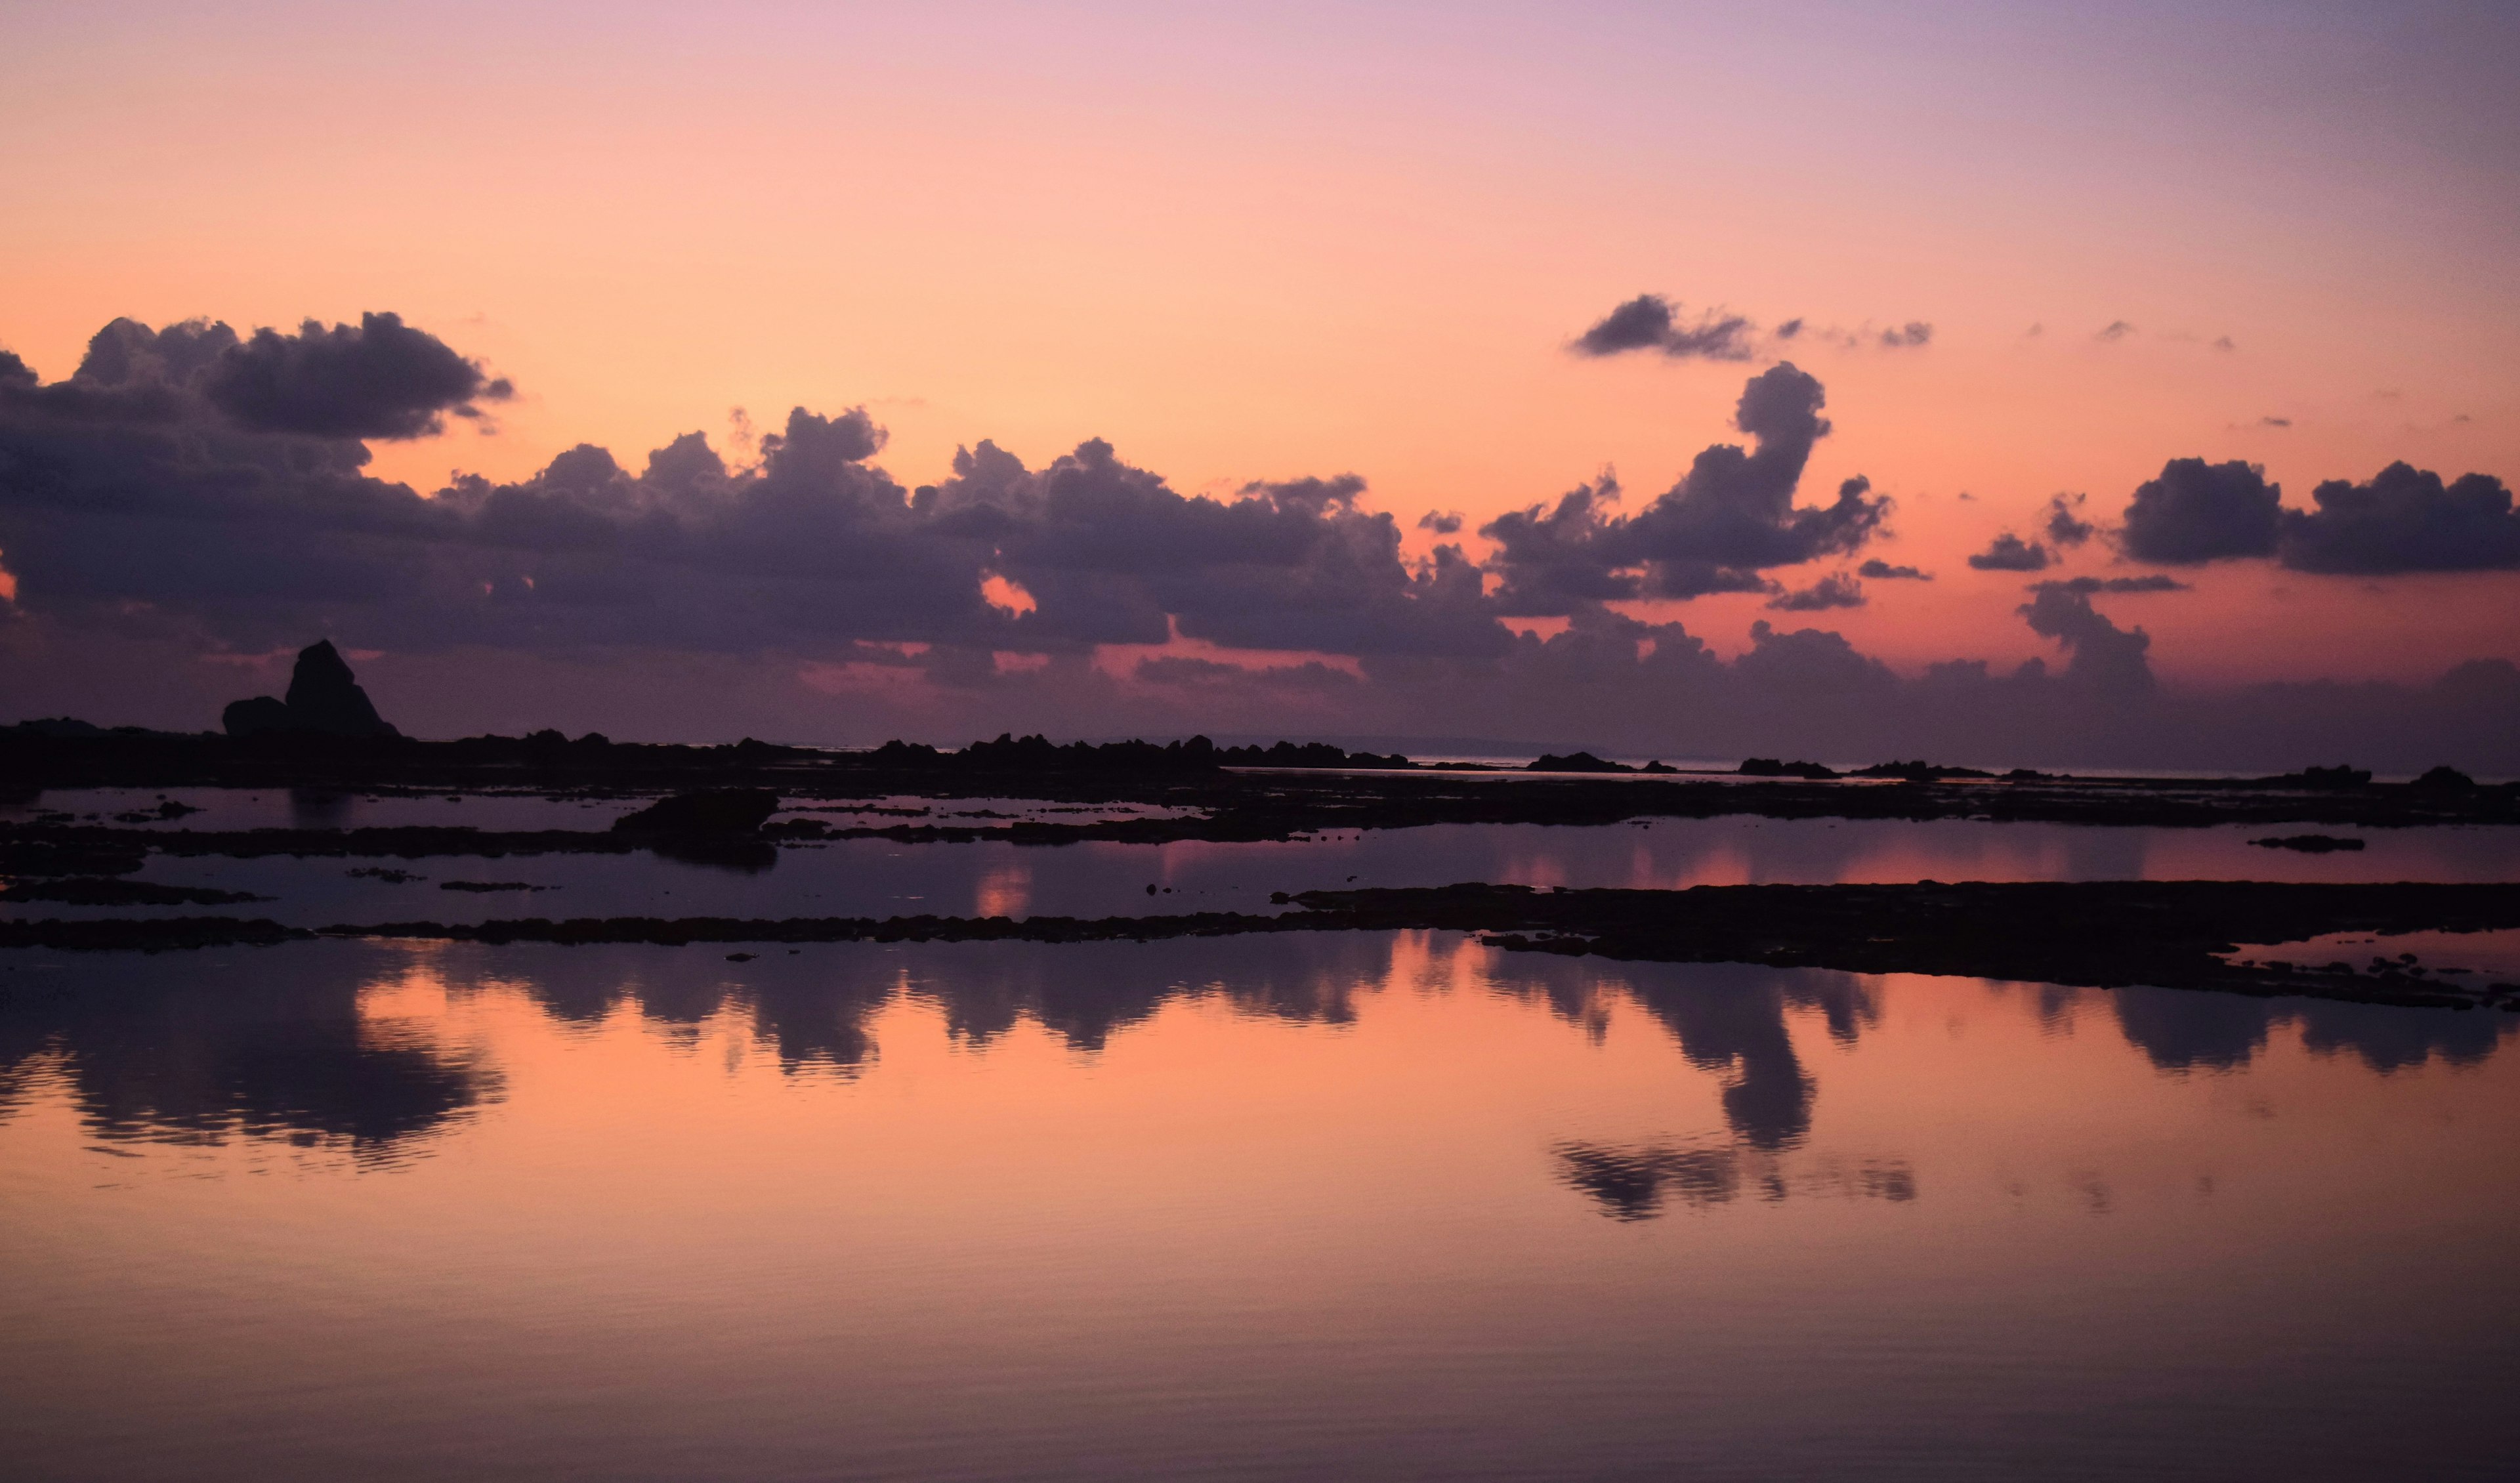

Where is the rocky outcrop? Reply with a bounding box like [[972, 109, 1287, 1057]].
[[610, 789, 783, 836], [222, 640, 400, 738]]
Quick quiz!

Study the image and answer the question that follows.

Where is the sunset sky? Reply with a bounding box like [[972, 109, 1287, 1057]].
[[3, 1, 2515, 764]]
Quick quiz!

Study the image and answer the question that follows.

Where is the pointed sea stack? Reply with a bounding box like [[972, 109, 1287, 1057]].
[[222, 640, 402, 738]]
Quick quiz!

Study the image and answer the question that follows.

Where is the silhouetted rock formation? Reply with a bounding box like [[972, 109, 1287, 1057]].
[[2252, 834, 2366, 852], [222, 640, 400, 739], [1852, 759, 1994, 782], [2263, 763, 2371, 789], [610, 788, 783, 836], [1740, 757, 1838, 779], [1530, 751, 1631, 773], [864, 734, 1411, 773]]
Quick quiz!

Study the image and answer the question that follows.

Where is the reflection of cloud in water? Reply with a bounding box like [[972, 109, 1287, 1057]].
[[0, 944, 493, 1159], [1553, 1137, 1916, 1221], [2109, 987, 2515, 1074], [1488, 957, 1877, 1149]]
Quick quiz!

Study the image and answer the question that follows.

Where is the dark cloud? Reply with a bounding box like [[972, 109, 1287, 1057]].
[[2259, 416, 2291, 428], [1571, 294, 1673, 355], [1774, 318, 1805, 340], [2096, 320, 2137, 342], [1416, 510, 1464, 535], [1133, 656, 1358, 690], [2018, 587, 2153, 694], [1857, 559, 1931, 581], [1878, 322, 1933, 348], [1766, 572, 1864, 611], [1665, 310, 1757, 360], [1570, 294, 1755, 361], [2119, 457, 2280, 564], [2042, 492, 2095, 547], [204, 312, 511, 438], [0, 318, 1507, 665], [2034, 575, 2189, 595], [1967, 532, 2050, 572], [1482, 364, 1888, 608], [10, 312, 2519, 776], [2277, 462, 2520, 574]]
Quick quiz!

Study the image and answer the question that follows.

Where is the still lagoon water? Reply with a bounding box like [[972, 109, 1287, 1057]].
[[3, 932, 2514, 1480]]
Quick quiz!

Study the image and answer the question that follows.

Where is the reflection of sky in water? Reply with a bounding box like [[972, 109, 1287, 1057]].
[[1, 935, 2514, 1480], [10, 814, 2516, 927]]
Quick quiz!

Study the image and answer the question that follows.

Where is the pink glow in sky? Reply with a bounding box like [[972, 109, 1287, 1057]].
[[1, 2, 2515, 762]]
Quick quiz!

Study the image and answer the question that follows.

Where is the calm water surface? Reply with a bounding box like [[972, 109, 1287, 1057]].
[[10, 812, 2515, 927], [3, 936, 2515, 1480]]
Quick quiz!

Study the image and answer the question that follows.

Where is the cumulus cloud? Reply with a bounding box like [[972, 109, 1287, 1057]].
[[1967, 532, 2051, 572], [206, 313, 513, 438], [1570, 294, 1755, 361], [2277, 463, 2520, 573], [1416, 510, 1464, 535], [1766, 572, 1865, 611], [2118, 457, 2281, 564], [1133, 656, 1358, 690], [11, 310, 2519, 775], [1482, 364, 1889, 608], [2018, 586, 2152, 694], [0, 316, 1508, 665], [2032, 575, 2188, 595], [2043, 492, 2095, 547]]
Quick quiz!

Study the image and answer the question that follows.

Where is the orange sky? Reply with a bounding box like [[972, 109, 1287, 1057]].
[[2, 1, 2515, 686]]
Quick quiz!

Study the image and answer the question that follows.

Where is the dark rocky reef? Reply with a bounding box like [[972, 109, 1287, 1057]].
[[1740, 758, 1839, 780], [5, 879, 2511, 1013], [1852, 760, 1996, 782], [222, 640, 400, 740], [870, 734, 1410, 773], [2252, 834, 2366, 853], [609, 789, 783, 836], [1528, 751, 1675, 774], [0, 877, 268, 907], [1274, 881, 2520, 1008]]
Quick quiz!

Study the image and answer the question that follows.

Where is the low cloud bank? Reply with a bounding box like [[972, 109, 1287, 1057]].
[[2, 313, 2515, 772]]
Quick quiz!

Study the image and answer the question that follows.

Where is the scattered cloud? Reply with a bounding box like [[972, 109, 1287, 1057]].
[[1766, 572, 1865, 611], [2277, 463, 2520, 574], [1417, 510, 1464, 535], [2018, 587, 2153, 694], [2033, 575, 2189, 595], [2258, 416, 2292, 428], [1570, 294, 1754, 361], [1968, 532, 2051, 572], [1482, 364, 1888, 607], [2043, 492, 2095, 548], [2095, 320, 2137, 342], [2119, 457, 2282, 564], [1878, 322, 1933, 349], [205, 313, 513, 438], [1857, 559, 1931, 581]]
